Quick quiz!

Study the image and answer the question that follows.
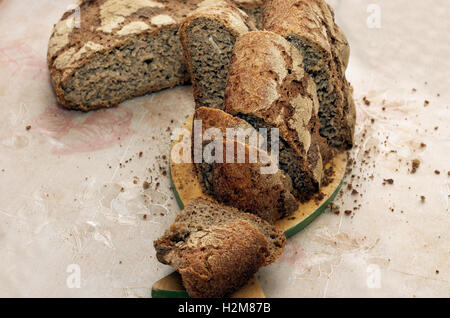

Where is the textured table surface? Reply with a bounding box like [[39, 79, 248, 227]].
[[0, 0, 448, 297]]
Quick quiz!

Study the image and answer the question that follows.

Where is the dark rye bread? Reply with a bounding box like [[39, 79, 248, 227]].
[[263, 0, 356, 150], [47, 0, 264, 111], [193, 107, 298, 223], [154, 197, 286, 297], [224, 31, 328, 201], [179, 1, 256, 110]]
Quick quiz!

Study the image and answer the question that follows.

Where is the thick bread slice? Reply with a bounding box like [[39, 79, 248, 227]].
[[170, 220, 269, 298], [210, 140, 299, 223], [193, 107, 261, 193], [193, 107, 298, 223], [154, 197, 286, 268], [179, 1, 256, 109], [263, 0, 356, 150], [224, 31, 327, 201]]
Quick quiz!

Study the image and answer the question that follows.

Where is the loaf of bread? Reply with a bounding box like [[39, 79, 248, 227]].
[[180, 1, 256, 110], [47, 0, 264, 111], [224, 31, 326, 201], [154, 197, 286, 298], [193, 107, 298, 223], [263, 0, 356, 150]]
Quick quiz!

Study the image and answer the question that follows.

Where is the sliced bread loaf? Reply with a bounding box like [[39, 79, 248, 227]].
[[224, 31, 326, 201], [263, 0, 356, 150], [154, 197, 286, 297], [179, 1, 256, 109]]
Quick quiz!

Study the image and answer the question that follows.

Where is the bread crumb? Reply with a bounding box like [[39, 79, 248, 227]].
[[363, 96, 371, 106], [434, 170, 440, 175], [420, 195, 426, 203], [143, 181, 150, 190], [411, 159, 420, 173], [25, 125, 31, 131], [424, 100, 430, 107]]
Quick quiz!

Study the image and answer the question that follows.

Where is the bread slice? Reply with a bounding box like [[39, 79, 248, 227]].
[[224, 31, 326, 201], [179, 1, 256, 109], [193, 107, 298, 223], [154, 197, 286, 297], [263, 0, 356, 150]]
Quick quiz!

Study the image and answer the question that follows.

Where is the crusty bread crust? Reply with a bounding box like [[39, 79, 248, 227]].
[[263, 0, 355, 149], [175, 220, 268, 298], [224, 31, 325, 197], [193, 107, 298, 223]]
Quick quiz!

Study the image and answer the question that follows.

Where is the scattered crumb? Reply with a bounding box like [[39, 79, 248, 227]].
[[25, 125, 31, 131], [424, 100, 430, 107], [411, 159, 420, 174], [434, 170, 440, 175], [383, 178, 394, 185], [420, 142, 427, 148], [420, 195, 426, 203], [143, 214, 147, 220], [143, 181, 150, 190], [329, 203, 340, 215], [363, 96, 371, 106], [344, 210, 352, 215], [351, 189, 359, 196]]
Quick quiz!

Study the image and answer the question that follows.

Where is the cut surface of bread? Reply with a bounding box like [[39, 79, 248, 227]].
[[154, 197, 286, 297], [224, 31, 326, 201], [180, 1, 256, 109], [263, 0, 356, 150]]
